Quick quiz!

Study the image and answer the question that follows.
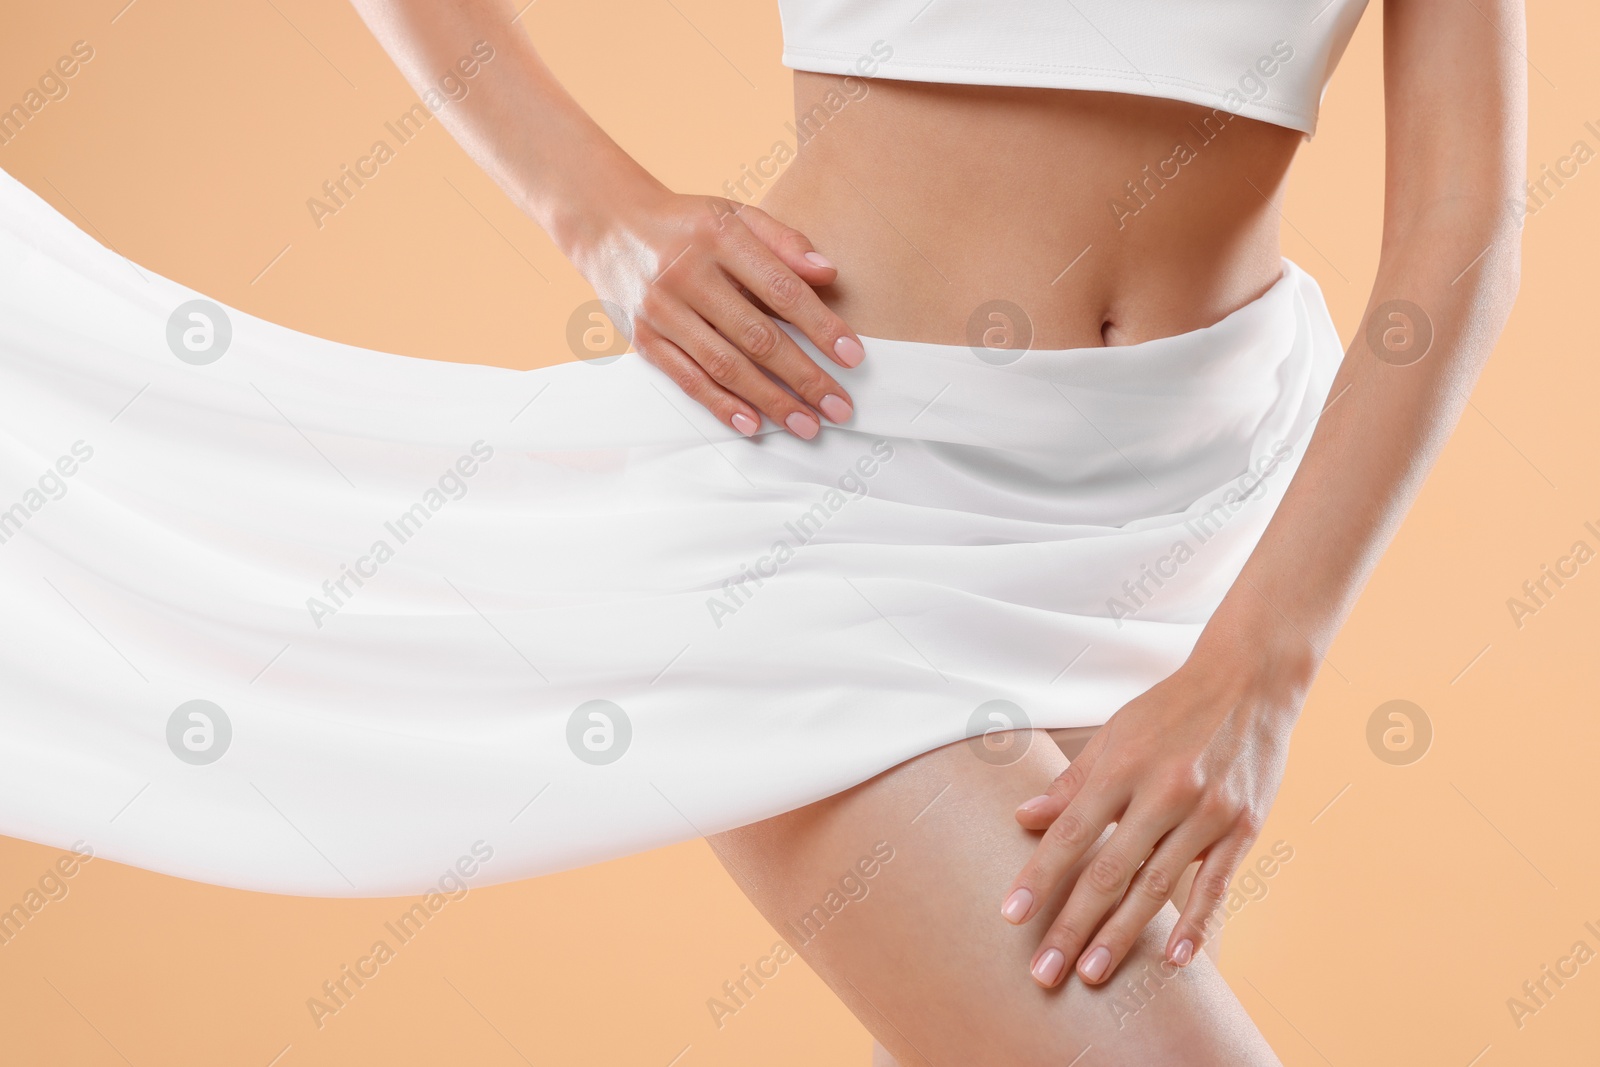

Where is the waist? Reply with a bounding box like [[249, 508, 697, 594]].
[[755, 75, 1303, 349]]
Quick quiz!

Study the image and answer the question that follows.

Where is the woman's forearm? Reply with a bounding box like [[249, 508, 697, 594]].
[[346, 0, 662, 261], [1196, 202, 1522, 700]]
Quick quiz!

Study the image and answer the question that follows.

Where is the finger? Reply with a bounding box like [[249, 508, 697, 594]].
[[717, 210, 866, 371], [1024, 806, 1175, 989], [654, 306, 825, 440], [1166, 830, 1257, 969], [999, 781, 1123, 931], [1015, 730, 1108, 831], [725, 201, 841, 286], [632, 321, 760, 436], [1071, 821, 1214, 986], [691, 271, 854, 429]]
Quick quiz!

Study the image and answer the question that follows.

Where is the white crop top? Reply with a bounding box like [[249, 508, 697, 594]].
[[778, 0, 1369, 137]]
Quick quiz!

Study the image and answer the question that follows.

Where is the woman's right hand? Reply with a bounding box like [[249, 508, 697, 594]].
[[344, 0, 859, 437], [573, 187, 866, 439]]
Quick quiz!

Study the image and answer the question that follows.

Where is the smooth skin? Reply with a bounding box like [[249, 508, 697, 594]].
[[710, 731, 1281, 1066], [350, 0, 1525, 1060]]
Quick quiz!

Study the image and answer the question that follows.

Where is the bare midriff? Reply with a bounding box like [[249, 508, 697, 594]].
[[757, 74, 1305, 349]]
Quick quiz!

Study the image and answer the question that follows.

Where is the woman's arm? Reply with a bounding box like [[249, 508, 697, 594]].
[[347, 0, 867, 438], [1001, 0, 1526, 987]]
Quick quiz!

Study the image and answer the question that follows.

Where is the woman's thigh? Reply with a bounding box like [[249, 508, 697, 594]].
[[706, 730, 1279, 1066]]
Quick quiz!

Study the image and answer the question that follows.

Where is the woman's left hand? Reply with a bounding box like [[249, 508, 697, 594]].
[[999, 643, 1311, 987]]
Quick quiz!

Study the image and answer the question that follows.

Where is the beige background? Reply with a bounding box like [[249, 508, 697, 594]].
[[2, 1, 1597, 1063]]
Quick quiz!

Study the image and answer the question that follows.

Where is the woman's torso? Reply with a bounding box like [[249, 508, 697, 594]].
[[758, 73, 1304, 349]]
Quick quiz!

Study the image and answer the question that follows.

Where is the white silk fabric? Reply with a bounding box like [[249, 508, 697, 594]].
[[0, 167, 1341, 896]]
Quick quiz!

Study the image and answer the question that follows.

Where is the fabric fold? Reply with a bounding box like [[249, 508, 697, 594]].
[[0, 167, 1341, 896]]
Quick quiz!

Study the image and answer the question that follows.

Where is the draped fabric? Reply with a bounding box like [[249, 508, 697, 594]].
[[0, 168, 1340, 896]]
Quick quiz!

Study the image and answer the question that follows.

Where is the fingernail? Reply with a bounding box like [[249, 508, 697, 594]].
[[818, 394, 853, 423], [834, 336, 865, 368], [731, 412, 759, 436], [1171, 939, 1194, 967], [1079, 946, 1111, 982], [1016, 794, 1052, 817], [1000, 888, 1033, 924], [1031, 948, 1066, 986], [804, 251, 835, 270], [784, 411, 820, 440]]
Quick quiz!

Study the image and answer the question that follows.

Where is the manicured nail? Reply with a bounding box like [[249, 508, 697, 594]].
[[1016, 795, 1052, 817], [1031, 948, 1066, 986], [834, 336, 865, 368], [804, 251, 835, 270], [818, 394, 852, 423], [1171, 939, 1194, 967], [731, 412, 759, 436], [1079, 946, 1111, 982], [784, 411, 820, 439], [1000, 888, 1033, 924]]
